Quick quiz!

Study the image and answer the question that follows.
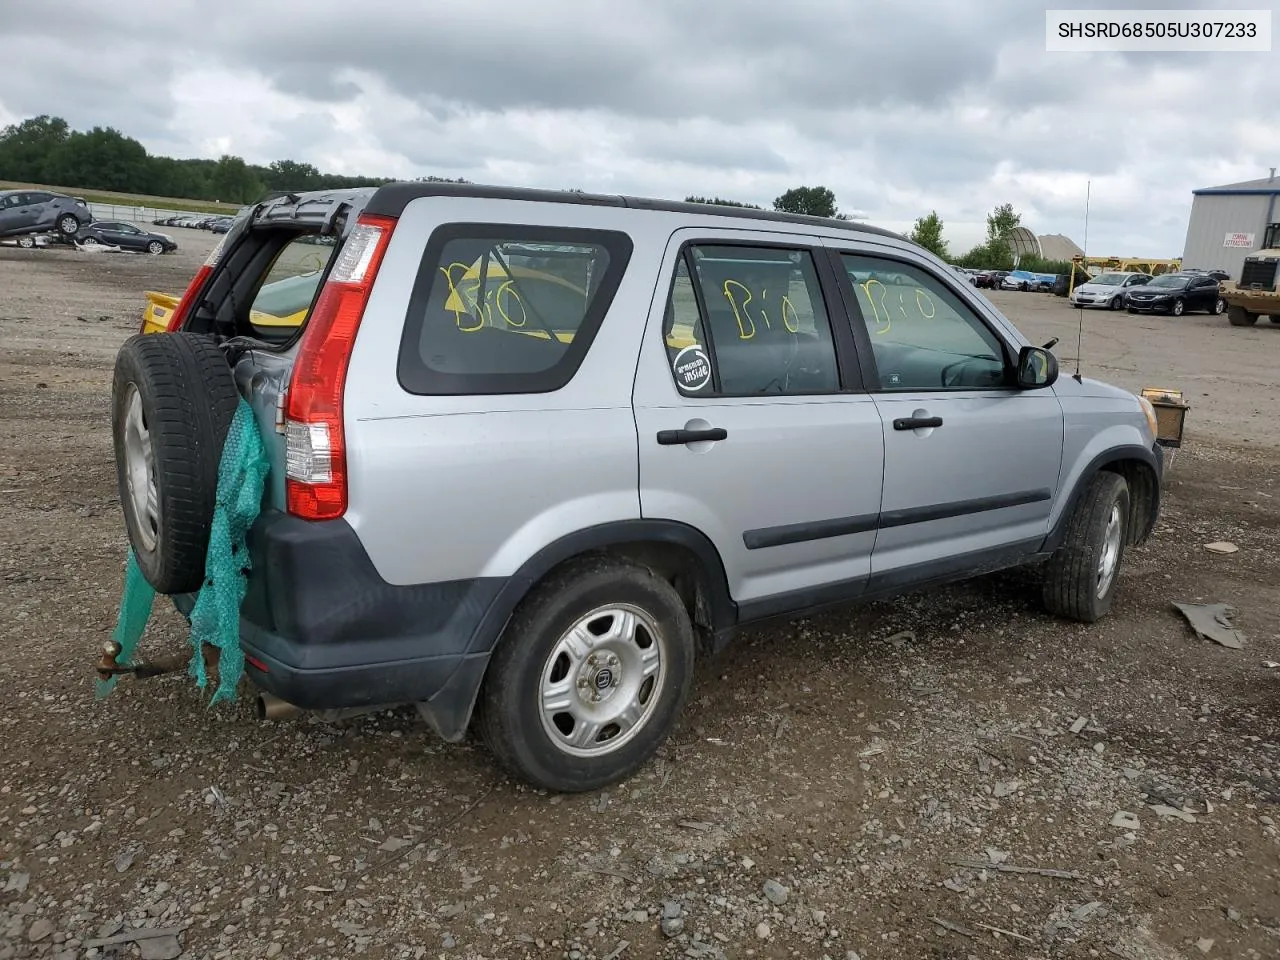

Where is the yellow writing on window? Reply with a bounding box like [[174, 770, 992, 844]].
[[856, 279, 937, 336], [721, 280, 803, 340]]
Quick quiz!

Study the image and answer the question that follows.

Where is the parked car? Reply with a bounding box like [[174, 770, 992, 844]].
[[1070, 271, 1152, 310], [208, 217, 235, 234], [1001, 270, 1038, 291], [0, 189, 93, 239], [109, 182, 1165, 793], [975, 270, 1010, 289], [1181, 268, 1231, 282], [78, 221, 177, 254], [1125, 272, 1226, 316]]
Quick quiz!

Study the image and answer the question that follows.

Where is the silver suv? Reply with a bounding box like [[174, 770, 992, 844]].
[[110, 184, 1165, 792]]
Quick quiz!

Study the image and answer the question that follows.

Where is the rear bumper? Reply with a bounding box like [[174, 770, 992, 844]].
[[237, 510, 507, 740]]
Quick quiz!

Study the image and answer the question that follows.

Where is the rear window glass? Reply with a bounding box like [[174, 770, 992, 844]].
[[246, 235, 337, 342], [398, 225, 633, 395]]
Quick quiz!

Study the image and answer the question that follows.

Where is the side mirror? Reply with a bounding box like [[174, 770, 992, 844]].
[[1016, 345, 1058, 389]]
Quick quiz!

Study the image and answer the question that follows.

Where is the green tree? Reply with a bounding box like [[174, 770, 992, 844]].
[[45, 127, 149, 193], [209, 155, 264, 204], [264, 159, 321, 192], [908, 210, 948, 258], [772, 186, 850, 219], [685, 195, 762, 209], [983, 202, 1022, 267], [0, 115, 70, 182]]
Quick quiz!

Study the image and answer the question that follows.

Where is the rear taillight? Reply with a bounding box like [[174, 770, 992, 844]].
[[165, 233, 228, 332], [284, 215, 396, 521]]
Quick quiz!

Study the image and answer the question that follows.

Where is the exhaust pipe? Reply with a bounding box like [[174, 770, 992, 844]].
[[256, 691, 302, 721]]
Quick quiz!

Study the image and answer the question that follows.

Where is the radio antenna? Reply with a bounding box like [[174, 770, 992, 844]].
[[1073, 179, 1090, 383]]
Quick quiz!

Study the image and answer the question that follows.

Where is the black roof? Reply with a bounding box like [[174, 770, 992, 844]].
[[361, 181, 904, 241]]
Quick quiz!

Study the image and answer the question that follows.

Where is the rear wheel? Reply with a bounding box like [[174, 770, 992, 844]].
[[57, 214, 80, 236], [16, 235, 34, 249], [1041, 472, 1131, 624], [477, 558, 696, 792], [111, 333, 239, 594], [1228, 305, 1258, 326], [80, 236, 98, 246]]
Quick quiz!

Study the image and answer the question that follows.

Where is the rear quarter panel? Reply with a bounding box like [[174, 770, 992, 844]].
[[342, 197, 671, 587]]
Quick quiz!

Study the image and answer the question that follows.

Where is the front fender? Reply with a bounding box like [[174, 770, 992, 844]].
[[1043, 434, 1161, 553]]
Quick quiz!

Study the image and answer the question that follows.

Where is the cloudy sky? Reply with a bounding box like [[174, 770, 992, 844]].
[[1, 0, 1275, 257]]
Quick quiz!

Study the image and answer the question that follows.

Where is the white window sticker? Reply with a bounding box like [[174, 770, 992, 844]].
[[672, 344, 712, 392]]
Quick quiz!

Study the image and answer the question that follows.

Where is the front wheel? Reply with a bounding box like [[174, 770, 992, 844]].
[[1211, 297, 1225, 315], [477, 558, 696, 792], [147, 240, 164, 255], [1228, 305, 1258, 326], [1171, 298, 1185, 316], [1110, 295, 1124, 310], [80, 236, 99, 246], [1041, 472, 1131, 623]]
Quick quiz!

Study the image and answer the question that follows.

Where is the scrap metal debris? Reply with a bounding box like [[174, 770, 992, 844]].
[[929, 916, 975, 939], [1203, 541, 1238, 555], [945, 857, 1087, 881], [1110, 811, 1141, 831], [1172, 602, 1246, 649], [84, 926, 186, 949]]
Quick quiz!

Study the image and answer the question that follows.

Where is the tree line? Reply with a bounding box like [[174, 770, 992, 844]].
[[0, 115, 465, 204], [0, 115, 1070, 272], [0, 116, 861, 220], [909, 204, 1074, 275]]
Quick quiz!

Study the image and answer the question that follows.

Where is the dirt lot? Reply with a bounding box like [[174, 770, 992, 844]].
[[2, 233, 1279, 960]]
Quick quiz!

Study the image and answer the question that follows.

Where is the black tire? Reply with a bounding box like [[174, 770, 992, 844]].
[[1228, 305, 1258, 326], [1110, 295, 1124, 310], [1269, 316, 1280, 324], [477, 557, 696, 792], [147, 240, 164, 255], [1210, 297, 1225, 316], [1171, 298, 1185, 317], [1041, 472, 1130, 624], [16, 235, 34, 249], [57, 214, 80, 237], [1127, 307, 1137, 314], [111, 333, 239, 594]]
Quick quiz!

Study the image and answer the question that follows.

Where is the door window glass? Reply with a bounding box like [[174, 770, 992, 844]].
[[662, 245, 839, 396], [841, 254, 1010, 391]]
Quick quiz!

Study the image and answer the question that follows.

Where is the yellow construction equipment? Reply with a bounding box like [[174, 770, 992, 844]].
[[1067, 256, 1182, 293]]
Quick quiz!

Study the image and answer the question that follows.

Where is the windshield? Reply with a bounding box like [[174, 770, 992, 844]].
[[1147, 275, 1188, 289], [1091, 273, 1128, 285]]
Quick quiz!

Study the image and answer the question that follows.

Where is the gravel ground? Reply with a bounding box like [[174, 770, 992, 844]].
[[2, 233, 1279, 960]]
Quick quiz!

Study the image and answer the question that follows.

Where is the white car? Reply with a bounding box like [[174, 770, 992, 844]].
[[1070, 272, 1152, 310]]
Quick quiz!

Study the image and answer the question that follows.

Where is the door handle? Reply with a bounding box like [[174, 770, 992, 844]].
[[893, 416, 943, 431], [657, 427, 728, 445]]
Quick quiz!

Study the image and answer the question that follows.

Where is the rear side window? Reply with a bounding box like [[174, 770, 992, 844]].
[[398, 224, 633, 395], [245, 234, 338, 343]]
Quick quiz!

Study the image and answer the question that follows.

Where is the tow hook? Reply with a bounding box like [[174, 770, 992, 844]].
[[95, 640, 218, 681]]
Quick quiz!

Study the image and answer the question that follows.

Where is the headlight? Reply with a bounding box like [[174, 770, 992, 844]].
[[1137, 396, 1158, 438]]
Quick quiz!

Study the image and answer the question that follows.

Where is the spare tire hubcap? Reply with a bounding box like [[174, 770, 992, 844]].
[[123, 384, 159, 552]]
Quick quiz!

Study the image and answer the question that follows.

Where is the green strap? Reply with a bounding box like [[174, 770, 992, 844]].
[[99, 398, 268, 706]]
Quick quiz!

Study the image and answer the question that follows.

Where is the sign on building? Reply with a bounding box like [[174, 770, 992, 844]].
[[1223, 232, 1255, 248]]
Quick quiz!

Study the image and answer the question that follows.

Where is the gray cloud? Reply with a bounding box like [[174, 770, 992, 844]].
[[0, 0, 1272, 255]]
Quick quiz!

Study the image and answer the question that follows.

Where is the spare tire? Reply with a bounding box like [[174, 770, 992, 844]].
[[111, 333, 239, 594]]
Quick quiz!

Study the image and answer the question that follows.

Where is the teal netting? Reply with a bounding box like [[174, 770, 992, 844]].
[[98, 398, 269, 705]]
